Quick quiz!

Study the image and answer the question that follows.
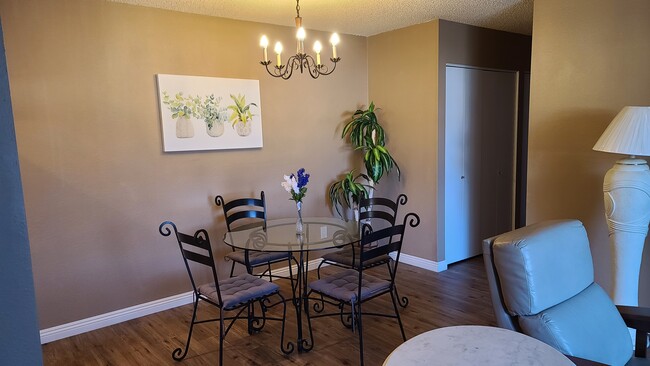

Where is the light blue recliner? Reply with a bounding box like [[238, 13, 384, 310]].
[[483, 219, 649, 366]]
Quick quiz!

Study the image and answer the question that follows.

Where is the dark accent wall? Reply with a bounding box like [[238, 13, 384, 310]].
[[0, 19, 43, 365], [437, 20, 532, 259]]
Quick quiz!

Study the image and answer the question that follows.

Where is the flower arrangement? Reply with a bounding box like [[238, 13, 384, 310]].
[[281, 168, 310, 203]]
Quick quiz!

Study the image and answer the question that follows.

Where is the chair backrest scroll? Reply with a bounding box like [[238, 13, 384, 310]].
[[159, 221, 222, 305]]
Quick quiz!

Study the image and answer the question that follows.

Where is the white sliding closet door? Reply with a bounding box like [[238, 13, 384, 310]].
[[444, 66, 517, 265]]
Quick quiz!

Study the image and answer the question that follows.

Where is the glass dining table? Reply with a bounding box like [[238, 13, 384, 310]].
[[223, 216, 358, 353]]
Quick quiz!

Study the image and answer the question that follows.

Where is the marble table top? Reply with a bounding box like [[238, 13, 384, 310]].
[[383, 325, 574, 366]]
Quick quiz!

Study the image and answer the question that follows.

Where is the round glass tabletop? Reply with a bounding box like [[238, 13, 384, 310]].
[[223, 217, 358, 252]]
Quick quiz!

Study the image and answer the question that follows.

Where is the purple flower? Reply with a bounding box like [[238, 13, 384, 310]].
[[296, 168, 310, 189], [282, 168, 310, 202]]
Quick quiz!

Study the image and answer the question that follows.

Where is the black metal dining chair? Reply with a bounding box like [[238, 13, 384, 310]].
[[308, 212, 420, 366], [159, 221, 289, 366], [215, 191, 294, 282], [317, 194, 410, 307]]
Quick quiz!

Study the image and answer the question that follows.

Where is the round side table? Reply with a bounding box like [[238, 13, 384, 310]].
[[383, 325, 574, 366]]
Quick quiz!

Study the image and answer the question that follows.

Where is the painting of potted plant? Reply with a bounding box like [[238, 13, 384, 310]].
[[162, 91, 196, 138], [191, 94, 226, 137], [227, 93, 257, 137], [157, 74, 263, 151]]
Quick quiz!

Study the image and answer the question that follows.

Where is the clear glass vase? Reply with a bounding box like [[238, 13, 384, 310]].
[[296, 201, 304, 235]]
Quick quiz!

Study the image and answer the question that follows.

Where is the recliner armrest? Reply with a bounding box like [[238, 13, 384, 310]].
[[617, 305, 650, 358]]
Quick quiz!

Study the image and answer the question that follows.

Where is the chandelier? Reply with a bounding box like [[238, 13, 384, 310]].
[[259, 0, 340, 80]]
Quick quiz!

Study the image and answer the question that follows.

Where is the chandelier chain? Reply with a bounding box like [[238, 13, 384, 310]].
[[296, 0, 300, 18]]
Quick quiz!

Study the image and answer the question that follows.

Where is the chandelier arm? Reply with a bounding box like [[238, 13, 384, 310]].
[[283, 54, 301, 80], [302, 54, 322, 79], [261, 60, 291, 80], [314, 57, 341, 77], [261, 60, 282, 78], [261, 56, 341, 79]]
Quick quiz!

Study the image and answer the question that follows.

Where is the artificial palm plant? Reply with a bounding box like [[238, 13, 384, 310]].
[[328, 170, 371, 219], [341, 102, 400, 183], [329, 102, 400, 218]]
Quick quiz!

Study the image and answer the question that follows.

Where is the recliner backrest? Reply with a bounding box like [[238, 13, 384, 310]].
[[483, 219, 633, 365]]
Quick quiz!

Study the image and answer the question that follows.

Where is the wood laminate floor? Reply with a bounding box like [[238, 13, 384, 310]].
[[42, 256, 495, 366]]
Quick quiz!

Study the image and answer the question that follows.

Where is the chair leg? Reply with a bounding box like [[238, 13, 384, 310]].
[[229, 260, 236, 278], [172, 296, 199, 361], [287, 255, 296, 298], [316, 259, 325, 279], [302, 291, 315, 352], [387, 262, 408, 308], [338, 303, 353, 328], [350, 301, 356, 333], [313, 261, 328, 313], [312, 293, 326, 314], [267, 262, 273, 282], [278, 292, 294, 355], [251, 298, 267, 332], [246, 302, 255, 335], [356, 301, 364, 366], [390, 290, 406, 341], [219, 308, 225, 366], [394, 286, 409, 308]]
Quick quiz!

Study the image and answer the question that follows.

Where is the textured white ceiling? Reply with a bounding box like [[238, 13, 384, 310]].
[[108, 0, 534, 36]]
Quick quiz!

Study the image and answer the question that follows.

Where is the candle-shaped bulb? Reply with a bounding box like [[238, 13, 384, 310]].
[[330, 33, 340, 46], [296, 27, 306, 54], [314, 41, 322, 65], [297, 27, 306, 41], [274, 42, 283, 66], [330, 33, 340, 59], [260, 35, 269, 62]]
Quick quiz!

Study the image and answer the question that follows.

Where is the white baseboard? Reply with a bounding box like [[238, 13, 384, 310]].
[[40, 291, 194, 344], [393, 252, 447, 272], [40, 254, 442, 344], [271, 258, 328, 278]]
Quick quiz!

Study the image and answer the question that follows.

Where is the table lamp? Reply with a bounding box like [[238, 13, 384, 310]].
[[593, 106, 650, 307]]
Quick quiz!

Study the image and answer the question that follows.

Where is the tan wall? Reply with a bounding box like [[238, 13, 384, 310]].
[[368, 21, 439, 261], [528, 0, 650, 304], [0, 0, 368, 328]]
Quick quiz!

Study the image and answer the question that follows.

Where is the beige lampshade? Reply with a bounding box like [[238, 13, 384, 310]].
[[593, 106, 650, 156]]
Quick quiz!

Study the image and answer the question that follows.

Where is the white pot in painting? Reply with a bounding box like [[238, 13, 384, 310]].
[[206, 120, 224, 137], [175, 117, 194, 138], [235, 121, 251, 136]]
